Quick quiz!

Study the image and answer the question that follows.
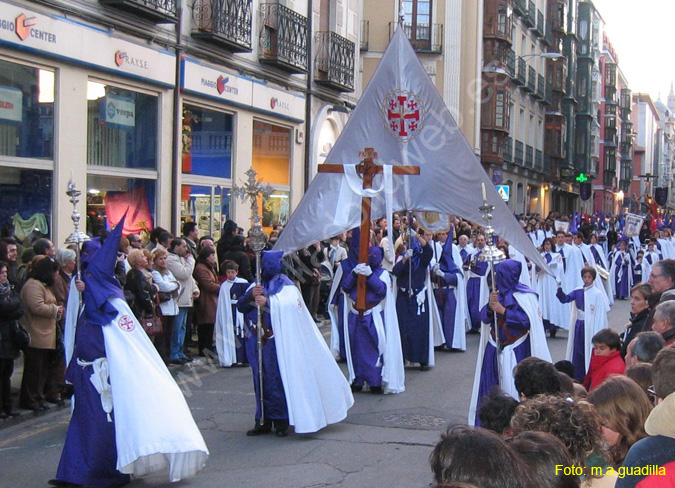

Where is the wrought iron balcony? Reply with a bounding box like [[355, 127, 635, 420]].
[[513, 0, 526, 18], [535, 149, 543, 171], [544, 154, 552, 173], [100, 0, 177, 23], [545, 81, 553, 106], [535, 74, 545, 100], [534, 10, 544, 37], [526, 145, 534, 168], [515, 140, 524, 165], [515, 57, 526, 85], [504, 136, 513, 163], [526, 66, 536, 93], [525, 0, 536, 27], [191, 0, 252, 52], [360, 20, 369, 52], [390, 23, 443, 54], [507, 49, 516, 78], [259, 3, 308, 73], [314, 31, 355, 93]]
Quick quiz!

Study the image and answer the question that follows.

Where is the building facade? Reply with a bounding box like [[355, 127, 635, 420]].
[[0, 0, 360, 246], [629, 93, 660, 213]]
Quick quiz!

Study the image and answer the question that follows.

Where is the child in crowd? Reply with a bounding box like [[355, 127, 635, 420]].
[[583, 328, 625, 392], [214, 260, 250, 367], [557, 266, 609, 382]]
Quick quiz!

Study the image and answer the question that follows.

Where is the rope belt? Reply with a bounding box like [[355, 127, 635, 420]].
[[77, 357, 113, 422]]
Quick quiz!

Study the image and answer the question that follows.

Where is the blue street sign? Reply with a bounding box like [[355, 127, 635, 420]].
[[496, 185, 510, 202]]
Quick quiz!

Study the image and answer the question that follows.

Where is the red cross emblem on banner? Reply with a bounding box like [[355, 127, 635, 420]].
[[383, 89, 425, 142], [118, 315, 135, 332]]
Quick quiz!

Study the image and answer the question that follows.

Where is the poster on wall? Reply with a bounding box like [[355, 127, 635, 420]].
[[263, 192, 289, 228], [100, 95, 136, 128], [0, 86, 23, 123]]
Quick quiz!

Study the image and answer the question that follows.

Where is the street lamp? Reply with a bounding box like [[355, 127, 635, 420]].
[[521, 52, 563, 61]]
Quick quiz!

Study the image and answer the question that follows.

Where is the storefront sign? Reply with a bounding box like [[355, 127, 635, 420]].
[[181, 58, 253, 106], [0, 3, 175, 86], [181, 57, 304, 123], [0, 85, 22, 122], [101, 95, 135, 127], [252, 82, 305, 122]]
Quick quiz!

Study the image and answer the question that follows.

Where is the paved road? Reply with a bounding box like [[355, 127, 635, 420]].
[[0, 298, 631, 487]]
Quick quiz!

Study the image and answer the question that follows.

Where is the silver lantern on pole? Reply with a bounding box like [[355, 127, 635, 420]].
[[477, 183, 506, 383], [64, 180, 91, 284], [232, 168, 273, 420]]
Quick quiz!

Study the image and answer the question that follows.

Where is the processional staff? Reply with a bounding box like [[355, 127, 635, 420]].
[[232, 168, 273, 421], [477, 183, 506, 384]]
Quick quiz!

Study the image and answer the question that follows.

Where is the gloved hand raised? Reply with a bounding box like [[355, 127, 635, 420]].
[[353, 263, 373, 276], [404, 249, 414, 260], [434, 268, 445, 278]]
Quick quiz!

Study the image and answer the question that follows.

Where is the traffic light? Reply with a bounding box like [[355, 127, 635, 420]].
[[575, 173, 589, 183]]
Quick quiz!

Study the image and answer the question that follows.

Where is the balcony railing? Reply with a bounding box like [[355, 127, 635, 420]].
[[504, 136, 513, 163], [191, 0, 252, 52], [526, 66, 536, 93], [360, 20, 369, 51], [545, 81, 553, 106], [507, 49, 516, 78], [605, 85, 617, 104], [543, 20, 553, 46], [544, 154, 552, 173], [515, 57, 526, 85], [526, 145, 534, 167], [535, 74, 545, 100], [534, 10, 544, 37], [259, 3, 308, 73], [100, 0, 177, 23], [621, 88, 632, 112], [535, 149, 543, 171], [515, 140, 524, 165], [525, 1, 536, 27], [513, 0, 526, 17], [314, 31, 355, 93], [390, 23, 443, 53]]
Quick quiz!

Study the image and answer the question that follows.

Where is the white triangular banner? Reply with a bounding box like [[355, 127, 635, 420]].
[[274, 27, 550, 273]]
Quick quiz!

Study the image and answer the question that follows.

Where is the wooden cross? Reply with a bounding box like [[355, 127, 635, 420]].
[[318, 148, 420, 315]]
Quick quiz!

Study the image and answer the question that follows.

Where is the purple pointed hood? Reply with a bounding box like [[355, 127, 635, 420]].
[[261, 250, 294, 295], [495, 259, 536, 307], [82, 217, 126, 326], [440, 234, 460, 274]]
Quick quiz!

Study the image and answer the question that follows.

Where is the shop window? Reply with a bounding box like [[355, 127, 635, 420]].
[[87, 81, 158, 169], [181, 184, 230, 241], [182, 105, 233, 178], [0, 60, 54, 159], [86, 175, 156, 238], [0, 167, 51, 240], [252, 121, 291, 185]]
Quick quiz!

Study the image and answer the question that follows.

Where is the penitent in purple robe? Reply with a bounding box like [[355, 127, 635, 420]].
[[56, 312, 130, 487], [229, 280, 250, 364], [466, 251, 488, 330], [340, 250, 387, 388], [613, 252, 633, 299], [392, 240, 433, 364], [556, 288, 586, 381], [434, 269, 460, 348]]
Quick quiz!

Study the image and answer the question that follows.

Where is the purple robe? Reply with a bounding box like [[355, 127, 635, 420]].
[[341, 266, 387, 387], [392, 241, 432, 364], [557, 287, 586, 381], [466, 251, 488, 330], [56, 312, 130, 487], [434, 271, 460, 348], [613, 252, 632, 299], [229, 280, 250, 364]]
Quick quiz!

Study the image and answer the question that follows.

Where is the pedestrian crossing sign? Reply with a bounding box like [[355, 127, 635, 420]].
[[496, 185, 510, 201]]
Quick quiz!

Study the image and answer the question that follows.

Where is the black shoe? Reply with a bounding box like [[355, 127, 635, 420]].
[[275, 428, 289, 437], [47, 398, 65, 407], [0, 412, 7, 419], [467, 328, 480, 335], [40, 403, 51, 410], [169, 358, 187, 366], [246, 420, 272, 436], [369, 386, 383, 394], [420, 363, 430, 372], [549, 328, 557, 338], [48, 479, 82, 487], [6, 411, 21, 417], [350, 384, 363, 392]]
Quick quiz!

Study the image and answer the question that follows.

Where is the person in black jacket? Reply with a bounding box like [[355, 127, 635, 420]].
[[219, 234, 253, 282], [0, 261, 24, 418], [622, 283, 652, 359], [216, 220, 238, 267], [124, 249, 157, 322]]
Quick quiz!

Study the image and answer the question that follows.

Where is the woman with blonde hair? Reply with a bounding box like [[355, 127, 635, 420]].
[[151, 247, 180, 365], [587, 375, 652, 467]]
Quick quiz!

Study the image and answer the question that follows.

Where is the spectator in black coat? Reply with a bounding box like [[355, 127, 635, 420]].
[[0, 261, 23, 418], [124, 249, 157, 321], [219, 235, 253, 282]]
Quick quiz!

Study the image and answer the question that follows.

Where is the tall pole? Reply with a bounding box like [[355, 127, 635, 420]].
[[478, 183, 506, 384], [232, 168, 273, 421], [64, 180, 91, 287]]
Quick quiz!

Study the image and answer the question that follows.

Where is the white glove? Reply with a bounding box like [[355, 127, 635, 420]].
[[404, 249, 414, 259], [434, 268, 445, 278], [432, 263, 441, 273], [353, 263, 373, 276], [556, 278, 562, 287]]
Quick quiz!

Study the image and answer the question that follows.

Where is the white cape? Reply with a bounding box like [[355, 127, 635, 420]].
[[213, 277, 249, 367], [343, 270, 405, 394], [103, 298, 208, 481], [534, 252, 565, 328], [468, 291, 551, 425], [271, 285, 354, 433], [558, 244, 584, 331], [564, 286, 609, 374]]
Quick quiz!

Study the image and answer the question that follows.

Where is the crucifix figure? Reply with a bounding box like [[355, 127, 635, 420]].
[[318, 147, 420, 314], [232, 168, 273, 420]]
